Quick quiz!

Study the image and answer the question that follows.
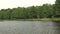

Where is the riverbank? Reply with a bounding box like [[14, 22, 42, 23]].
[[0, 18, 60, 21], [17, 18, 60, 21]]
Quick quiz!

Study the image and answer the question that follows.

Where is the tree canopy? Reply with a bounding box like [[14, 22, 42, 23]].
[[0, 3, 59, 20], [55, 0, 60, 17]]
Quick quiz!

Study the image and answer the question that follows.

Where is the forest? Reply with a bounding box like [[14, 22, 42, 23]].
[[0, 0, 60, 20]]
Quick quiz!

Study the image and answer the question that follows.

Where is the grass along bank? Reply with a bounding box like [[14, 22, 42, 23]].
[[0, 18, 60, 21], [14, 18, 60, 21]]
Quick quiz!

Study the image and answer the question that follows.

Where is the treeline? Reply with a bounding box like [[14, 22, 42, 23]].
[[0, 4, 60, 20]]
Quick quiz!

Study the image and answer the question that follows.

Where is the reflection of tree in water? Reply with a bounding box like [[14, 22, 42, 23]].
[[53, 21, 60, 34]]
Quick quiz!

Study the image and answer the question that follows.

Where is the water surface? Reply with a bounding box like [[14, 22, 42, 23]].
[[0, 21, 60, 34]]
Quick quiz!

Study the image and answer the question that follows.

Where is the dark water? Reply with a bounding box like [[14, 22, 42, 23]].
[[0, 21, 60, 34]]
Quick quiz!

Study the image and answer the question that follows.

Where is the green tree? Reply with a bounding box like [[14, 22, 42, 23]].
[[55, 0, 60, 17]]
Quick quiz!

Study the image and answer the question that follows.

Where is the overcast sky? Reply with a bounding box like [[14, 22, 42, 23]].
[[0, 0, 56, 9]]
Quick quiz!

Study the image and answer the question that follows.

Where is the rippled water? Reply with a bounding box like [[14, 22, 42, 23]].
[[0, 21, 60, 34]]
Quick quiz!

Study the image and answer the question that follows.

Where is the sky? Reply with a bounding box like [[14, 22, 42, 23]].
[[0, 0, 56, 9]]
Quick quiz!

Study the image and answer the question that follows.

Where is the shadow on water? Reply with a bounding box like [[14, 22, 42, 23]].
[[53, 21, 60, 34]]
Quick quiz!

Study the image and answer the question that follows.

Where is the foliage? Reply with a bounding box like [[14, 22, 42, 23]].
[[0, 3, 59, 20], [55, 0, 60, 17]]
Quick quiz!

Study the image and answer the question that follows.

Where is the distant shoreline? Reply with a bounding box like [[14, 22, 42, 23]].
[[0, 18, 60, 21]]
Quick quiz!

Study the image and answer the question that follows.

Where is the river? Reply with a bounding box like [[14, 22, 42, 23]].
[[0, 20, 60, 34]]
